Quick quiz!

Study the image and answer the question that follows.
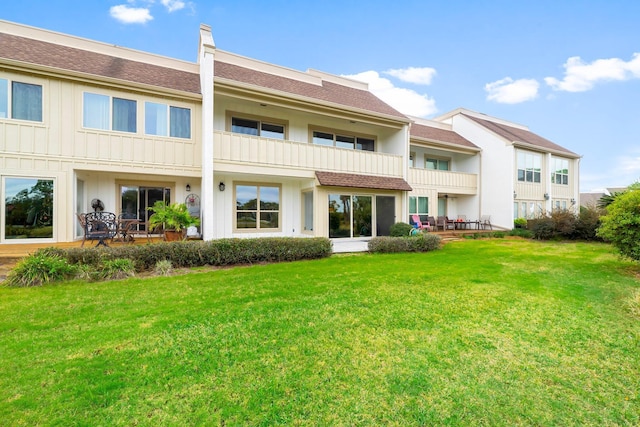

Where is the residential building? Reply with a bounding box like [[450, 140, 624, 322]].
[[0, 21, 580, 246]]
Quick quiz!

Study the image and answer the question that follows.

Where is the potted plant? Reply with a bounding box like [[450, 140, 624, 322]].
[[147, 201, 200, 241]]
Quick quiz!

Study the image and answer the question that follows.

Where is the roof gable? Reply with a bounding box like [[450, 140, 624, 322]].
[[0, 33, 201, 94], [463, 113, 578, 157]]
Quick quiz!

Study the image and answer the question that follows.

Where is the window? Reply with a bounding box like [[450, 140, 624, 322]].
[[303, 191, 313, 232], [83, 92, 137, 133], [517, 151, 541, 183], [425, 157, 449, 171], [553, 200, 568, 211], [4, 177, 54, 240], [145, 102, 191, 138], [551, 157, 569, 185], [235, 184, 280, 230], [312, 130, 374, 152], [409, 196, 428, 223], [231, 117, 285, 139], [0, 78, 43, 122]]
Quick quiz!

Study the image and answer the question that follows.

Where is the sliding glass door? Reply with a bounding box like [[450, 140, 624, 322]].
[[329, 194, 393, 238], [120, 185, 170, 230]]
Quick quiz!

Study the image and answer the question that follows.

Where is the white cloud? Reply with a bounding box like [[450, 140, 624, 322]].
[[343, 71, 438, 117], [110, 4, 153, 24], [161, 0, 186, 12], [384, 67, 436, 85], [545, 53, 640, 92], [485, 77, 539, 104]]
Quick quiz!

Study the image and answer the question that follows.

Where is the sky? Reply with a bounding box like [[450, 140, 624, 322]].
[[2, 0, 640, 192]]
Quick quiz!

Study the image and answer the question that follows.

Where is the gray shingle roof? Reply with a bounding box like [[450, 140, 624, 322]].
[[410, 123, 478, 149], [463, 114, 578, 157], [0, 33, 201, 94], [215, 61, 408, 120]]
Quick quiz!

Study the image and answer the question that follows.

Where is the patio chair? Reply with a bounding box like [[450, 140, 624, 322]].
[[411, 214, 431, 232], [76, 213, 87, 247], [436, 216, 454, 231], [480, 215, 492, 230], [84, 211, 117, 247], [427, 216, 436, 229]]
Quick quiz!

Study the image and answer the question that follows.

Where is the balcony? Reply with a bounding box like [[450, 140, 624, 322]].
[[213, 131, 404, 177], [409, 167, 478, 195]]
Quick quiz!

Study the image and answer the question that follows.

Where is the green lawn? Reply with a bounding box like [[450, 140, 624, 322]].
[[1, 239, 639, 426]]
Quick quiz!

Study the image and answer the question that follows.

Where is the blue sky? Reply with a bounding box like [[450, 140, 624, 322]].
[[3, 0, 640, 191]]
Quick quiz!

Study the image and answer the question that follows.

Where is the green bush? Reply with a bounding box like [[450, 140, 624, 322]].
[[574, 206, 602, 240], [100, 258, 136, 281], [509, 228, 533, 238], [5, 252, 76, 287], [368, 234, 441, 253], [25, 237, 333, 282], [154, 260, 173, 276], [514, 218, 527, 228], [390, 222, 414, 237], [530, 208, 601, 241], [597, 189, 640, 260]]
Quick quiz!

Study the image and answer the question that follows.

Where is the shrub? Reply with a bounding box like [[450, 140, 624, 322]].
[[597, 189, 640, 261], [368, 234, 441, 253], [491, 231, 505, 238], [5, 252, 76, 287], [509, 228, 533, 238], [100, 258, 136, 281], [24, 237, 333, 282], [155, 260, 173, 276], [573, 205, 602, 241], [390, 222, 414, 237], [514, 218, 527, 228]]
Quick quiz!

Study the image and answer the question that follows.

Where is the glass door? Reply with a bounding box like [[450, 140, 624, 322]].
[[120, 185, 171, 231], [375, 196, 395, 236]]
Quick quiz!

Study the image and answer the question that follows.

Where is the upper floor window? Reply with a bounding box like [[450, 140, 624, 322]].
[[517, 151, 541, 183], [312, 130, 374, 152], [145, 102, 191, 139], [425, 157, 449, 171], [0, 78, 43, 122], [83, 92, 136, 133], [232, 117, 285, 139], [551, 157, 569, 185]]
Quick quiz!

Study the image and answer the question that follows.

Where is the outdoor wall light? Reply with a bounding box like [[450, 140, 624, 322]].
[[186, 184, 191, 192], [218, 182, 226, 192], [570, 198, 576, 205], [513, 191, 517, 199], [544, 193, 550, 200]]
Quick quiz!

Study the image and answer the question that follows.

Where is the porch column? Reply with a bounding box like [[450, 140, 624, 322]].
[[199, 24, 215, 240]]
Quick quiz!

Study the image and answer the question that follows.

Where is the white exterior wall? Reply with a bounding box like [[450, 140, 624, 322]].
[[451, 115, 514, 229]]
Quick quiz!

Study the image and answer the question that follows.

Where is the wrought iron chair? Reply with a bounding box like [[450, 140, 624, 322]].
[[84, 212, 117, 247]]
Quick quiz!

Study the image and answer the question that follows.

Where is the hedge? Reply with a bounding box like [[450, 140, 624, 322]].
[[368, 234, 441, 253]]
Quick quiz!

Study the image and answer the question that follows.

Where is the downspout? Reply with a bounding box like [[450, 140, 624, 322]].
[[198, 24, 215, 240]]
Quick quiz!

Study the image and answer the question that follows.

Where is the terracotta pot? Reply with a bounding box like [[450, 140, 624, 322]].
[[164, 230, 184, 241]]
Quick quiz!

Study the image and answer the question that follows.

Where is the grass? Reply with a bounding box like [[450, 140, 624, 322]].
[[1, 239, 639, 426]]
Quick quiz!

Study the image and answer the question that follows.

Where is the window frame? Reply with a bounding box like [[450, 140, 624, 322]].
[[227, 112, 288, 140], [409, 195, 429, 223], [0, 77, 43, 123], [425, 156, 450, 171], [551, 157, 569, 185], [310, 126, 375, 152], [144, 101, 192, 139], [234, 182, 282, 232], [2, 175, 55, 241], [83, 91, 137, 133], [517, 151, 542, 183]]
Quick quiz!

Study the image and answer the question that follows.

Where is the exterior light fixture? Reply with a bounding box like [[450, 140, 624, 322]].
[[570, 198, 576, 205], [513, 191, 517, 199], [186, 184, 191, 192], [544, 193, 550, 200], [218, 182, 226, 192]]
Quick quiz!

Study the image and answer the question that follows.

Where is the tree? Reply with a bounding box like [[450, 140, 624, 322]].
[[597, 187, 640, 261]]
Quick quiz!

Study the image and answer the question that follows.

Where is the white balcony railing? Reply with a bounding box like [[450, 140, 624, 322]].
[[409, 167, 478, 194], [214, 131, 404, 177]]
